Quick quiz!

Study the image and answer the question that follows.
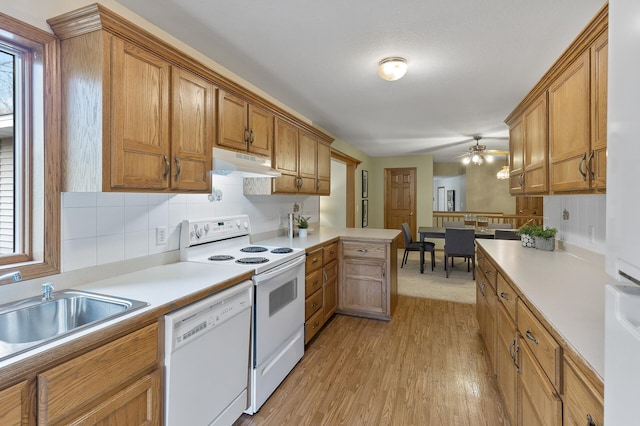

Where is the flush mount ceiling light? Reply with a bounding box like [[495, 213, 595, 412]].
[[378, 57, 408, 81]]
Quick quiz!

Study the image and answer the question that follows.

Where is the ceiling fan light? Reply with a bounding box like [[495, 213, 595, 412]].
[[471, 153, 480, 163], [378, 57, 408, 81], [486, 155, 493, 163], [462, 156, 471, 165]]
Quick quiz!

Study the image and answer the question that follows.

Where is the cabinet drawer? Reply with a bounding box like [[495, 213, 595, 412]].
[[342, 241, 386, 259], [481, 259, 497, 290], [518, 341, 562, 426], [305, 268, 323, 296], [305, 289, 323, 320], [306, 248, 323, 273], [323, 242, 338, 264], [38, 323, 158, 425], [305, 308, 324, 344], [563, 356, 603, 426], [324, 258, 338, 283], [497, 273, 517, 321], [517, 299, 561, 391]]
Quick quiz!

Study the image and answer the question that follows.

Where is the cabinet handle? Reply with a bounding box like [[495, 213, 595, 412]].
[[484, 269, 492, 276], [316, 180, 320, 189], [586, 150, 595, 180], [312, 279, 319, 287], [479, 282, 486, 297], [323, 270, 327, 283], [382, 264, 386, 278], [586, 413, 595, 426], [578, 152, 587, 181], [312, 258, 319, 264], [509, 339, 516, 359], [174, 157, 181, 180], [249, 129, 255, 144], [244, 128, 250, 144], [357, 249, 368, 253], [499, 292, 509, 301], [162, 154, 170, 180], [513, 345, 520, 372], [525, 329, 539, 344], [518, 173, 524, 187]]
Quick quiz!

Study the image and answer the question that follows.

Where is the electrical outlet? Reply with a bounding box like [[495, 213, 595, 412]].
[[156, 226, 167, 245]]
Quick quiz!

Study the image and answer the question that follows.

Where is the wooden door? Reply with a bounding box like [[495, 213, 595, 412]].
[[247, 103, 273, 158], [171, 67, 214, 191], [110, 38, 170, 190], [218, 91, 249, 152], [590, 31, 607, 190], [523, 93, 548, 193], [384, 168, 416, 243], [549, 50, 591, 191], [509, 117, 525, 194]]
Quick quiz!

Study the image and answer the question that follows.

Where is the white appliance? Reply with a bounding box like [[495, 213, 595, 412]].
[[164, 280, 253, 426], [605, 284, 640, 425], [180, 215, 306, 414]]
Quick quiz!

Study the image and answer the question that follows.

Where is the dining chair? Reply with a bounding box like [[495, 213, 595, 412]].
[[494, 229, 520, 240], [401, 223, 435, 270], [489, 223, 513, 229], [444, 228, 475, 279], [443, 221, 465, 228]]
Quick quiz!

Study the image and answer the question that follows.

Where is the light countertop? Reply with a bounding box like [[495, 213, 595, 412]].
[[256, 227, 401, 250], [477, 239, 617, 379]]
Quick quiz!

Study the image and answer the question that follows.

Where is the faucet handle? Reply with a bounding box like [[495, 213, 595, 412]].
[[42, 283, 55, 299]]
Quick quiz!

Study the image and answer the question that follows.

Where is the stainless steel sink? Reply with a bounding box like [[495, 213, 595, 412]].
[[0, 290, 148, 361]]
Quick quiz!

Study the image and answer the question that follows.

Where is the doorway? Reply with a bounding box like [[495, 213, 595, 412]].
[[437, 186, 445, 211], [384, 168, 417, 245]]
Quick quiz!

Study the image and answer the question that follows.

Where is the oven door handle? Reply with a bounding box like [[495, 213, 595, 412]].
[[252, 255, 305, 283]]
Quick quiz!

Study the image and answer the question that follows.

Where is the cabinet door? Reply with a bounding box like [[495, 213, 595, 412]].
[[509, 117, 525, 194], [340, 258, 386, 315], [298, 129, 318, 193], [496, 304, 518, 426], [273, 118, 299, 193], [590, 31, 607, 190], [518, 340, 562, 426], [110, 38, 170, 190], [323, 259, 338, 321], [549, 51, 591, 191], [523, 93, 548, 193], [316, 141, 331, 195], [171, 68, 214, 191], [0, 381, 29, 426], [563, 356, 603, 426], [247, 103, 273, 158], [218, 91, 249, 152]]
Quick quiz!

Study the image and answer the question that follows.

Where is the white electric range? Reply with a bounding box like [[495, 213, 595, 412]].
[[180, 215, 306, 414]]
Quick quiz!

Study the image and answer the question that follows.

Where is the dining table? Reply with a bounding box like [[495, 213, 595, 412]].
[[417, 226, 500, 274]]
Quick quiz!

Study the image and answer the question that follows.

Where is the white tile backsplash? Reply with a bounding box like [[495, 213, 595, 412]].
[[61, 176, 320, 271], [544, 194, 606, 254]]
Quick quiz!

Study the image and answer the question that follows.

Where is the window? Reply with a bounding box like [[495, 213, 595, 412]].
[[0, 13, 60, 280]]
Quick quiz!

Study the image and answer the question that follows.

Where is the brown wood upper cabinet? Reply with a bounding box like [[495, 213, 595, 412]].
[[505, 5, 607, 195], [273, 118, 332, 195], [218, 90, 273, 158]]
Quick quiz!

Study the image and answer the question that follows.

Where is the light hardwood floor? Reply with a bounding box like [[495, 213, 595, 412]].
[[235, 295, 509, 425]]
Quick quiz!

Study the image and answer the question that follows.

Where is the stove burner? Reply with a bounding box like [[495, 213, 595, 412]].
[[240, 246, 268, 253], [271, 247, 293, 254], [236, 257, 269, 264], [208, 255, 234, 261]]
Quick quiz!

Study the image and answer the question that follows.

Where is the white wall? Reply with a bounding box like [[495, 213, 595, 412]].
[[544, 195, 606, 254], [320, 159, 347, 228], [433, 175, 465, 211], [61, 174, 319, 272]]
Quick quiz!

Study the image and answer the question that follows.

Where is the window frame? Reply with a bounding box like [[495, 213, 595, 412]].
[[0, 13, 60, 280]]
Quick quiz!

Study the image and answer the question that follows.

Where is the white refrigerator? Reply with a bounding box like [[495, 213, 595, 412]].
[[605, 0, 640, 422]]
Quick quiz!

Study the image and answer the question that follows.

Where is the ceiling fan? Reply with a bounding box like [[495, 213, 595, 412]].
[[458, 136, 509, 165]]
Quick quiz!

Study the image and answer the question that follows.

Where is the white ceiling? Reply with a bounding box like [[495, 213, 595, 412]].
[[117, 0, 606, 162]]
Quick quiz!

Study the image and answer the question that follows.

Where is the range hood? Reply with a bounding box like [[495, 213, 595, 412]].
[[211, 148, 281, 177]]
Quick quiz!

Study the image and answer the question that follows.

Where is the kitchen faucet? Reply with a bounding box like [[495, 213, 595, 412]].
[[42, 283, 55, 300], [0, 270, 22, 284]]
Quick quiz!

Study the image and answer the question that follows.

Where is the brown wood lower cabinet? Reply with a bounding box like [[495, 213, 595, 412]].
[[0, 380, 30, 426], [304, 240, 339, 343], [37, 323, 160, 425], [496, 303, 518, 425], [563, 356, 603, 426]]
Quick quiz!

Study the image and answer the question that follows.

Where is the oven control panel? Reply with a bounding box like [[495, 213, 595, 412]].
[[181, 215, 251, 247]]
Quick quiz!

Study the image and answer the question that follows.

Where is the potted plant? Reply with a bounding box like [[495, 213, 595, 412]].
[[532, 226, 558, 251], [295, 215, 310, 238], [516, 224, 539, 248]]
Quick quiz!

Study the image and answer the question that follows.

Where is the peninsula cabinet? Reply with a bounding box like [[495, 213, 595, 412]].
[[37, 323, 160, 425], [338, 238, 398, 321], [0, 380, 29, 426], [218, 90, 273, 158]]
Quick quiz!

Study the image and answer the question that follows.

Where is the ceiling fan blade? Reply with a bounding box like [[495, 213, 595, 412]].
[[420, 138, 474, 154], [486, 150, 509, 155]]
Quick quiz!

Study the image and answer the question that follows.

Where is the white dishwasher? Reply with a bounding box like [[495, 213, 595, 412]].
[[165, 280, 253, 426]]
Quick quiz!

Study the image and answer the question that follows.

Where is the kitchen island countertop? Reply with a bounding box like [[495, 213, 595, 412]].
[[255, 227, 401, 250]]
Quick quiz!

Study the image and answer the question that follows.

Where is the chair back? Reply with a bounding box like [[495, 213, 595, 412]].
[[444, 228, 475, 255], [443, 221, 465, 228], [401, 223, 414, 247], [489, 223, 513, 229], [494, 229, 520, 240]]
